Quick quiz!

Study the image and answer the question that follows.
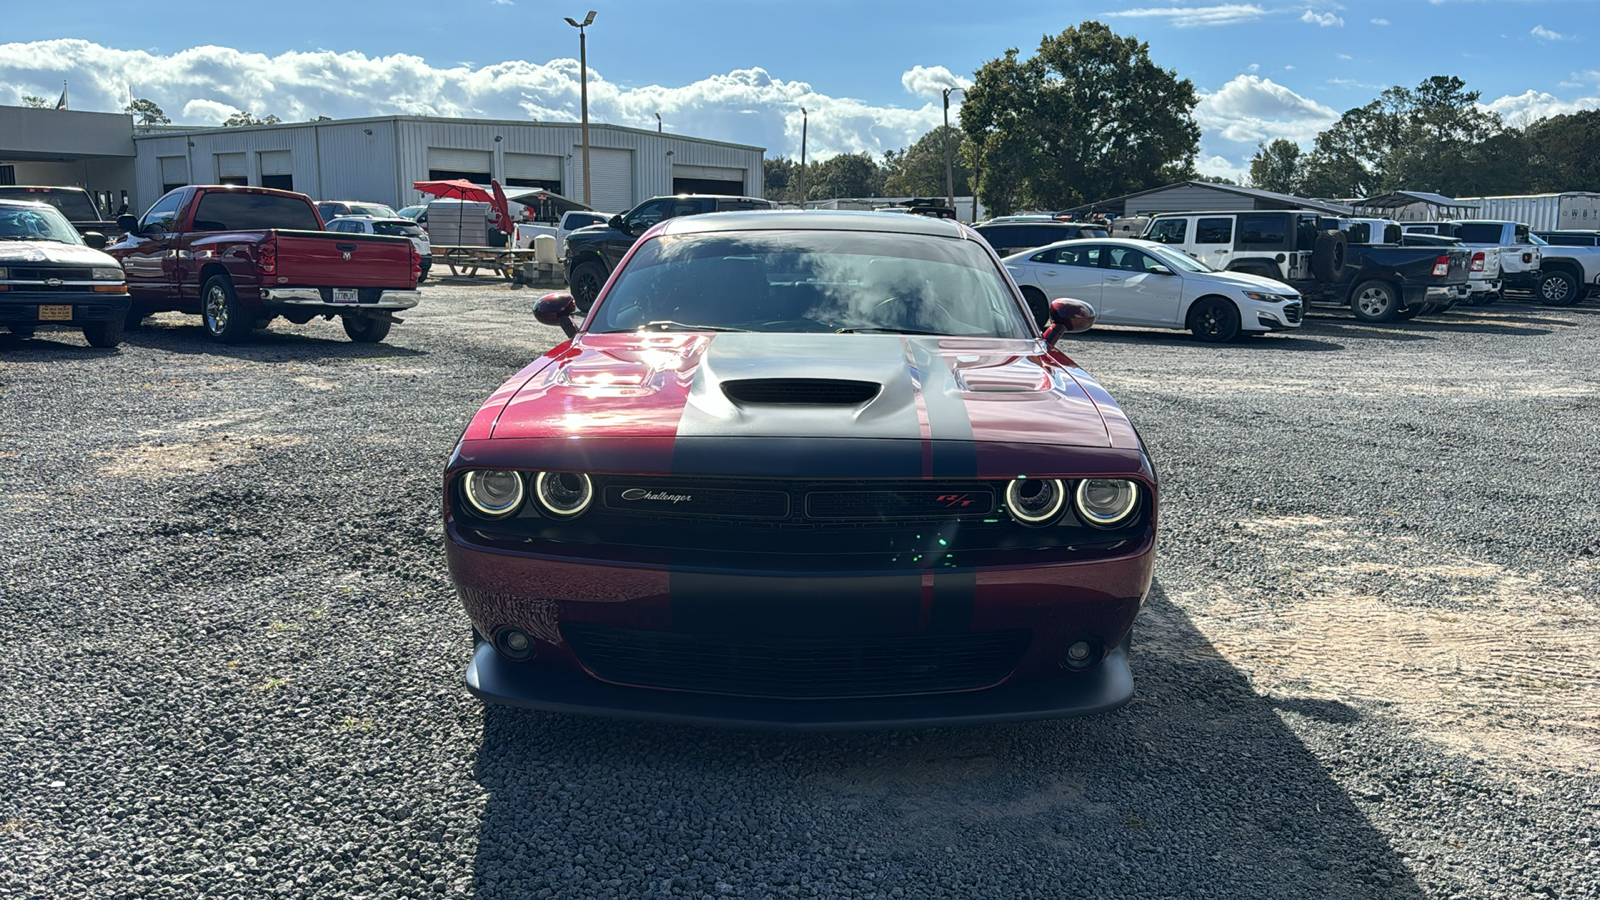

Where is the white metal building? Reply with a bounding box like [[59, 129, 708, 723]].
[[132, 115, 764, 215], [1451, 193, 1600, 231]]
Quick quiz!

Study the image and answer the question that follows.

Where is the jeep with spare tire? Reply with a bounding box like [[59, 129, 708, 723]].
[[1142, 209, 1470, 323]]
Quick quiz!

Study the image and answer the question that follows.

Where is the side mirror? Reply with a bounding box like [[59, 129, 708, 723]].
[[82, 231, 107, 249], [1149, 264, 1174, 276], [533, 291, 580, 338], [1041, 298, 1095, 346], [608, 214, 626, 231], [116, 214, 139, 234]]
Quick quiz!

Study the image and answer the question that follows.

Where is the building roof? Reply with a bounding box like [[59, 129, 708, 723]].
[[130, 114, 765, 153], [1062, 181, 1351, 216], [1356, 191, 1477, 210]]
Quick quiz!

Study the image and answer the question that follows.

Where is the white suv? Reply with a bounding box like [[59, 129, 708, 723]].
[[326, 216, 432, 282]]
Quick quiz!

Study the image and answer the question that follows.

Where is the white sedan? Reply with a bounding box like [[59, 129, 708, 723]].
[[1002, 238, 1303, 341]]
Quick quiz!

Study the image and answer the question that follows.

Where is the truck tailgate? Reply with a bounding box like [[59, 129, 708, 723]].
[[273, 230, 414, 288]]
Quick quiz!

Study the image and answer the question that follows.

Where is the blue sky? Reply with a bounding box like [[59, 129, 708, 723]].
[[3, 0, 1596, 181]]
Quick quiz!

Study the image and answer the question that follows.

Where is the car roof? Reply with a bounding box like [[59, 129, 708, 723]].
[[0, 198, 56, 210], [656, 209, 971, 239]]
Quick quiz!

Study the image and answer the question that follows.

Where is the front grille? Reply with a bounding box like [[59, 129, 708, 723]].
[[563, 625, 1030, 699], [722, 378, 880, 405], [8, 267, 94, 281], [806, 488, 995, 519], [1283, 302, 1303, 324], [604, 483, 790, 519]]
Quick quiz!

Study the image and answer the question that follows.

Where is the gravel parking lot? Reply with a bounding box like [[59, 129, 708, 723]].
[[3, 283, 1597, 899]]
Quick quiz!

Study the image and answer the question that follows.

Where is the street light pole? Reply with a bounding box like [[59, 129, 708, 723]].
[[655, 112, 662, 133], [942, 87, 963, 214], [797, 107, 807, 209], [564, 11, 597, 207]]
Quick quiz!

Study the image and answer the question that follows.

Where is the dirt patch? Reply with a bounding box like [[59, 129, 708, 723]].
[[99, 434, 303, 480], [1160, 515, 1600, 773]]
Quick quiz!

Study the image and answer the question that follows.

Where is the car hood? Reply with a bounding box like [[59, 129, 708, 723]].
[[1196, 268, 1298, 294], [0, 240, 120, 267], [487, 332, 1129, 453]]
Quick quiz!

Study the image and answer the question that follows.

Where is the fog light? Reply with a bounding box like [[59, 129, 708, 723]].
[[1063, 640, 1096, 669], [497, 628, 534, 660]]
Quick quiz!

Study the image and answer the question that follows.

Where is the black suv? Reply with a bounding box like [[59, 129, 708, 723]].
[[563, 194, 774, 307], [971, 221, 1108, 258]]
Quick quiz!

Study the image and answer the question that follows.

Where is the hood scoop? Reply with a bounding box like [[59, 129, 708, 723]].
[[721, 378, 881, 406]]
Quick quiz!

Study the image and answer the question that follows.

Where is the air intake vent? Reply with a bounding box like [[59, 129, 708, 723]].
[[722, 378, 880, 405]]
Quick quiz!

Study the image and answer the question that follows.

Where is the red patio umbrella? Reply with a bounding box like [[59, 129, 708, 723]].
[[412, 179, 504, 246]]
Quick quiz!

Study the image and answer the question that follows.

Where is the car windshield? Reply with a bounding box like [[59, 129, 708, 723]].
[[374, 220, 425, 238], [1143, 243, 1214, 272], [0, 188, 99, 221], [0, 204, 83, 244], [591, 230, 1032, 338], [349, 204, 397, 218], [1528, 233, 1548, 246]]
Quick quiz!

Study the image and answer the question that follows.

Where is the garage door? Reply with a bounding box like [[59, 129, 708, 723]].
[[427, 148, 492, 183], [577, 147, 633, 213], [672, 163, 746, 197], [159, 156, 188, 191], [215, 152, 247, 186], [504, 153, 561, 182], [258, 150, 294, 191]]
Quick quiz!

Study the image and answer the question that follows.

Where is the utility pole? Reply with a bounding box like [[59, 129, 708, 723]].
[[942, 87, 963, 213], [797, 107, 808, 209], [564, 11, 597, 206]]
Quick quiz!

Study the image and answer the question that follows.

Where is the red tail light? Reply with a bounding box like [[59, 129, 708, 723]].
[[1432, 255, 1450, 277], [411, 245, 422, 284], [258, 238, 277, 275], [1523, 252, 1534, 264], [1470, 251, 1485, 272]]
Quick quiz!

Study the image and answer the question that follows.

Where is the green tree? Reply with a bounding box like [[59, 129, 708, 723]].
[[1525, 110, 1600, 192], [222, 110, 282, 127], [763, 155, 801, 202], [960, 21, 1199, 215], [806, 153, 885, 200], [1248, 139, 1303, 194], [124, 98, 170, 126], [883, 126, 972, 197], [21, 94, 49, 108]]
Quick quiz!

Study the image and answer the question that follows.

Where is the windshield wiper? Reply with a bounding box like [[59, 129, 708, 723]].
[[835, 326, 948, 335], [638, 320, 751, 333]]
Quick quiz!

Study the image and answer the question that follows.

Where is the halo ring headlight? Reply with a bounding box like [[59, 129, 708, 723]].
[[462, 470, 525, 517], [1074, 479, 1139, 528], [533, 471, 594, 518], [1005, 478, 1066, 525]]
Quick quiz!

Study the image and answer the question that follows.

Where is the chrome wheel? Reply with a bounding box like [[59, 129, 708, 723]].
[[1540, 273, 1574, 304], [204, 284, 230, 335], [1355, 287, 1390, 318]]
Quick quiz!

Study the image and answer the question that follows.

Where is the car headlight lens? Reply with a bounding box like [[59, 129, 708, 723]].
[[92, 267, 125, 281], [1243, 291, 1289, 303], [533, 471, 594, 518], [0, 267, 8, 279], [1005, 478, 1066, 525], [462, 470, 526, 517], [1074, 479, 1140, 528]]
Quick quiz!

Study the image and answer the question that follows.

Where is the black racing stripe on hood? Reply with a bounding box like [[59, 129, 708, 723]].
[[904, 337, 977, 478]]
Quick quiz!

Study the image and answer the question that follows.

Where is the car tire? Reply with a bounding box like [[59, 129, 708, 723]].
[[342, 315, 392, 343], [568, 261, 608, 312], [8, 325, 36, 339], [1188, 297, 1240, 342], [1312, 230, 1349, 282], [1537, 270, 1580, 306], [1395, 304, 1424, 320], [82, 317, 125, 348], [201, 275, 252, 343], [1350, 280, 1401, 323], [1020, 286, 1051, 328]]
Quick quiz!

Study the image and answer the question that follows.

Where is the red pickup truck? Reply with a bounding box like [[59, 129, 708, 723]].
[[107, 185, 421, 343]]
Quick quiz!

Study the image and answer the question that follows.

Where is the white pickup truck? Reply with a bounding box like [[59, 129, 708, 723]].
[[1527, 235, 1600, 305], [1409, 220, 1548, 299], [514, 210, 610, 255]]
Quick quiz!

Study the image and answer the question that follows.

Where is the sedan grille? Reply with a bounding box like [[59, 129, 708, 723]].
[[1284, 303, 1302, 324], [563, 625, 1030, 699]]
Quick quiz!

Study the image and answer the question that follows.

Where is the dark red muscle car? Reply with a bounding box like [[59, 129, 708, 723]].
[[444, 211, 1157, 728]]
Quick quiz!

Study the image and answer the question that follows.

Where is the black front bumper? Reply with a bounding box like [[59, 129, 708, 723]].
[[465, 638, 1134, 730], [0, 292, 130, 325]]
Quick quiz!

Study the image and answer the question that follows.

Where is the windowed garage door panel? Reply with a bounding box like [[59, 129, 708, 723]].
[[578, 148, 633, 213]]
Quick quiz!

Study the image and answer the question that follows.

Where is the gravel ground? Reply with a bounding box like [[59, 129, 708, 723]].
[[2, 284, 1597, 899]]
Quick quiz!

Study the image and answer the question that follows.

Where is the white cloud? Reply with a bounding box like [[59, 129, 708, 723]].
[[1194, 74, 1338, 144], [1371, 18, 1390, 25], [1531, 25, 1570, 42], [0, 39, 956, 159], [1247, 63, 1260, 72], [1301, 10, 1344, 27], [1482, 89, 1600, 127], [899, 65, 971, 99], [1103, 5, 1267, 28], [1195, 153, 1251, 184], [1336, 53, 1353, 60]]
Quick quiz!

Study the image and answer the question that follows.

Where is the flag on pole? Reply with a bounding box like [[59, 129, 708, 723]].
[[55, 82, 67, 111]]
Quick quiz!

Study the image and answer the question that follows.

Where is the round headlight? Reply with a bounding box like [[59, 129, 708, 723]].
[[533, 471, 594, 518], [1074, 479, 1139, 528], [1005, 478, 1066, 525], [462, 470, 525, 517]]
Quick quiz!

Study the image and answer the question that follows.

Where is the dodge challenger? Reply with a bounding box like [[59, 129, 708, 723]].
[[444, 210, 1157, 728]]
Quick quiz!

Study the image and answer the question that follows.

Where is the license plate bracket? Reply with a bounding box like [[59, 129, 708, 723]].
[[38, 305, 72, 321], [332, 288, 358, 304]]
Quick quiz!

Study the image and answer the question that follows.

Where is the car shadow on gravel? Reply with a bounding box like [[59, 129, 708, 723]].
[[467, 580, 1424, 899], [1068, 329, 1347, 352], [1302, 316, 1555, 340], [118, 324, 429, 359]]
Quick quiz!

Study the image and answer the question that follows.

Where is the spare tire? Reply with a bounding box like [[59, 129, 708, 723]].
[[1312, 229, 1349, 282]]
